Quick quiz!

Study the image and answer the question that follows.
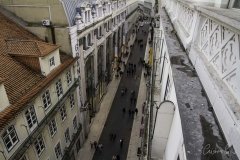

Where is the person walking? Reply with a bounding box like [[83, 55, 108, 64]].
[[90, 141, 94, 149], [119, 139, 123, 148], [135, 108, 138, 116], [133, 97, 137, 105], [113, 133, 117, 141], [94, 141, 97, 149], [98, 143, 103, 152], [116, 154, 120, 160], [131, 110, 135, 118], [110, 133, 113, 141], [122, 107, 126, 113], [112, 155, 117, 160], [128, 109, 131, 117]]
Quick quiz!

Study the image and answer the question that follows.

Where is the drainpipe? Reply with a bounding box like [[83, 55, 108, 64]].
[[50, 25, 56, 44]]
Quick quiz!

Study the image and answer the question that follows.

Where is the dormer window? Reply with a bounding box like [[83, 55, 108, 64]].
[[49, 57, 55, 67]]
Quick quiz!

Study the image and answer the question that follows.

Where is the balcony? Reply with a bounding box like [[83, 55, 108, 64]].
[[8, 79, 79, 160], [83, 43, 94, 59], [97, 35, 105, 46]]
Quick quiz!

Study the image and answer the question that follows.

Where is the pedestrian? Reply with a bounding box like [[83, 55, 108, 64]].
[[98, 143, 103, 151], [116, 154, 120, 160], [112, 155, 117, 160], [133, 98, 137, 105], [121, 89, 125, 96], [90, 141, 94, 149], [130, 97, 133, 104], [94, 141, 97, 149], [110, 133, 113, 141], [135, 108, 138, 115], [122, 107, 126, 113], [120, 139, 123, 148], [124, 87, 127, 93], [113, 133, 116, 141], [128, 109, 131, 117], [131, 110, 135, 117]]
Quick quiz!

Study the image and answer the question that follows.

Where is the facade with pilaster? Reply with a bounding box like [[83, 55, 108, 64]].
[[149, 0, 240, 159], [0, 0, 141, 159]]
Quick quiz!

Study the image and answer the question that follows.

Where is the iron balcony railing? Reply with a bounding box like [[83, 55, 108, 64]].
[[9, 78, 79, 160]]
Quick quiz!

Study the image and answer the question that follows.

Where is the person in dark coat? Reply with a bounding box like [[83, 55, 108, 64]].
[[135, 108, 138, 115]]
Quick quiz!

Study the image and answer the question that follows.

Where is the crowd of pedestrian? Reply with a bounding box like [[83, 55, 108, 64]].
[[90, 20, 149, 160]]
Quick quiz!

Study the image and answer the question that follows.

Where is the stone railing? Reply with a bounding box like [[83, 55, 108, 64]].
[[163, 0, 240, 158], [164, 0, 197, 49], [198, 13, 240, 102]]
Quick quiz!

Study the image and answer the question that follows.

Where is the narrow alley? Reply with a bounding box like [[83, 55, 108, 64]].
[[92, 24, 150, 160]]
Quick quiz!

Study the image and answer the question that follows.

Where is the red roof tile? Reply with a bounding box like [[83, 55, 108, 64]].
[[0, 12, 77, 131], [6, 39, 60, 57]]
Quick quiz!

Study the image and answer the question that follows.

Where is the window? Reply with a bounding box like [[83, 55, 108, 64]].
[[55, 142, 62, 159], [34, 135, 45, 156], [2, 125, 19, 151], [88, 10, 90, 22], [164, 75, 170, 101], [87, 33, 92, 46], [42, 90, 51, 109], [69, 94, 75, 108], [25, 105, 38, 130], [160, 52, 166, 83], [59, 105, 67, 121], [66, 70, 72, 85], [49, 119, 57, 137], [76, 139, 81, 152], [56, 79, 63, 98], [83, 37, 88, 50], [49, 57, 55, 67], [65, 128, 70, 143], [99, 26, 102, 37], [73, 116, 77, 129]]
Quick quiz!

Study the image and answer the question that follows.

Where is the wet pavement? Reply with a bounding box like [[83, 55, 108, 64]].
[[92, 24, 149, 160]]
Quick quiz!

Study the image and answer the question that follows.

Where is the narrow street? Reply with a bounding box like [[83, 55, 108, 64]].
[[92, 24, 150, 160]]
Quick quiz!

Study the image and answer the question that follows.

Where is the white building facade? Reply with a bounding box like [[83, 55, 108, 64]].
[[150, 0, 240, 159]]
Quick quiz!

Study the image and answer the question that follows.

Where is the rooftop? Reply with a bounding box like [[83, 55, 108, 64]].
[[6, 39, 60, 57], [0, 12, 77, 131]]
